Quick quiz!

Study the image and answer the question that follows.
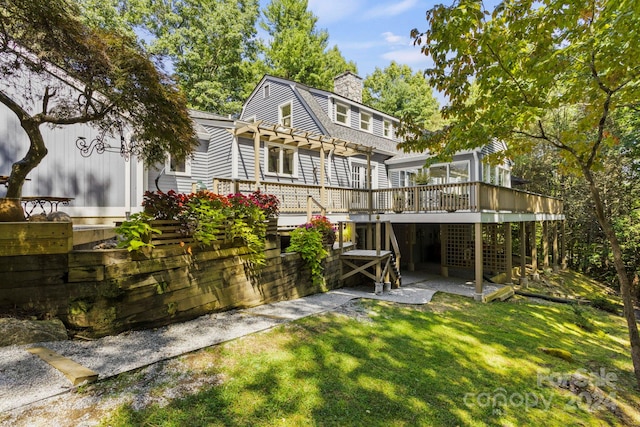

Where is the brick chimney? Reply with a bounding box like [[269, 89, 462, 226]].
[[333, 71, 363, 103]]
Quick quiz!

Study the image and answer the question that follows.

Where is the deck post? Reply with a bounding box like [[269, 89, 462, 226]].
[[367, 151, 373, 221], [320, 147, 326, 208], [474, 222, 483, 301], [542, 221, 549, 269], [505, 222, 513, 284], [440, 224, 448, 277], [519, 222, 528, 287], [375, 216, 382, 292], [531, 222, 540, 281], [561, 220, 567, 269], [552, 221, 559, 272], [408, 223, 415, 272]]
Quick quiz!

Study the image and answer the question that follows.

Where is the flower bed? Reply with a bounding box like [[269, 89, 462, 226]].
[[117, 190, 280, 261]]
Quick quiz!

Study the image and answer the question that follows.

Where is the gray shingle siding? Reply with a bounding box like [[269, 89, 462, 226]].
[[206, 126, 233, 180], [242, 79, 324, 134]]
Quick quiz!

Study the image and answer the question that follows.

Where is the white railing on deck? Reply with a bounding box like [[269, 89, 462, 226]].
[[212, 179, 562, 215]]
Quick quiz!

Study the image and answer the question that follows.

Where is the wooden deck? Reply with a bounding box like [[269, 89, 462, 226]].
[[213, 178, 563, 216]]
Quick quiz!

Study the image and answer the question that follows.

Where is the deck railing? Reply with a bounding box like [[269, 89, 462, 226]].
[[212, 179, 563, 215]]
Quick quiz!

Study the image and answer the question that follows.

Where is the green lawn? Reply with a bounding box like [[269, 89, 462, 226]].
[[102, 284, 639, 426]]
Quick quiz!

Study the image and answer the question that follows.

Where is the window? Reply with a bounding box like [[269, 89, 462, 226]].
[[350, 161, 378, 189], [428, 161, 470, 184], [482, 163, 510, 187], [383, 120, 392, 138], [335, 102, 349, 124], [399, 170, 416, 187], [449, 162, 470, 183], [483, 163, 496, 184], [166, 154, 191, 176], [279, 102, 292, 127], [352, 164, 365, 189], [266, 143, 296, 176], [263, 84, 270, 99], [497, 167, 510, 187], [360, 111, 372, 132]]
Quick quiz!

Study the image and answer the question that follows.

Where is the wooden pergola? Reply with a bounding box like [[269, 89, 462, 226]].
[[229, 121, 375, 210]]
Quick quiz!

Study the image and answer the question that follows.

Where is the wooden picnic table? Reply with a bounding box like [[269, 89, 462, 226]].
[[21, 196, 74, 219]]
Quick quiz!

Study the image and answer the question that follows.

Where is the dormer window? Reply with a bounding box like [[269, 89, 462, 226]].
[[279, 101, 292, 127], [335, 102, 349, 125], [383, 120, 393, 138], [360, 111, 372, 132]]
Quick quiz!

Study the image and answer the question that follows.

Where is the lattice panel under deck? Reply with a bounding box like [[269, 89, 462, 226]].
[[445, 224, 474, 268]]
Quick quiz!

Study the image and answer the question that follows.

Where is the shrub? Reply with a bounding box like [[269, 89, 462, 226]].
[[115, 212, 160, 251], [287, 226, 328, 287], [142, 190, 192, 220], [249, 190, 280, 218]]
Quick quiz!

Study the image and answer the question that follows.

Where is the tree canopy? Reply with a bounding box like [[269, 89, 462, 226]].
[[0, 0, 197, 200], [402, 0, 640, 386], [260, 0, 357, 91], [363, 62, 442, 130], [78, 0, 261, 115]]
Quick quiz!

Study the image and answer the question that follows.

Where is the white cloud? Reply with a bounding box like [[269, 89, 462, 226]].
[[382, 31, 406, 45], [364, 0, 419, 20], [381, 48, 431, 67], [307, 0, 364, 24]]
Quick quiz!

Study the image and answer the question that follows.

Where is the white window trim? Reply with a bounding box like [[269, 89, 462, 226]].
[[334, 101, 350, 126], [165, 154, 192, 176], [359, 111, 373, 133], [383, 120, 393, 139], [264, 142, 298, 178], [278, 100, 293, 128], [245, 115, 257, 123], [349, 158, 378, 189], [263, 84, 270, 99]]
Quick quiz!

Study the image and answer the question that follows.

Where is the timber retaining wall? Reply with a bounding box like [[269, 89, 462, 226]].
[[0, 228, 356, 337]]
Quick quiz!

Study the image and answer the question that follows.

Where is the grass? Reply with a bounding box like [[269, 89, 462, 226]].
[[100, 273, 640, 427]]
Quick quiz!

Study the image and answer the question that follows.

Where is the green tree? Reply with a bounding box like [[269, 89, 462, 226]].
[[401, 0, 640, 386], [80, 0, 261, 114], [261, 0, 357, 90], [0, 0, 196, 204], [363, 61, 442, 130]]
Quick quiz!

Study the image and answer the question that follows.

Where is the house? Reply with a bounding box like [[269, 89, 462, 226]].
[[198, 72, 564, 298], [0, 70, 564, 298]]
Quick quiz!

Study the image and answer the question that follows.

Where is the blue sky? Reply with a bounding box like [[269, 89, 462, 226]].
[[258, 0, 441, 101], [259, 0, 436, 76]]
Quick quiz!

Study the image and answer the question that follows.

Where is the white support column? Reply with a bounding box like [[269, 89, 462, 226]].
[[474, 222, 484, 301]]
